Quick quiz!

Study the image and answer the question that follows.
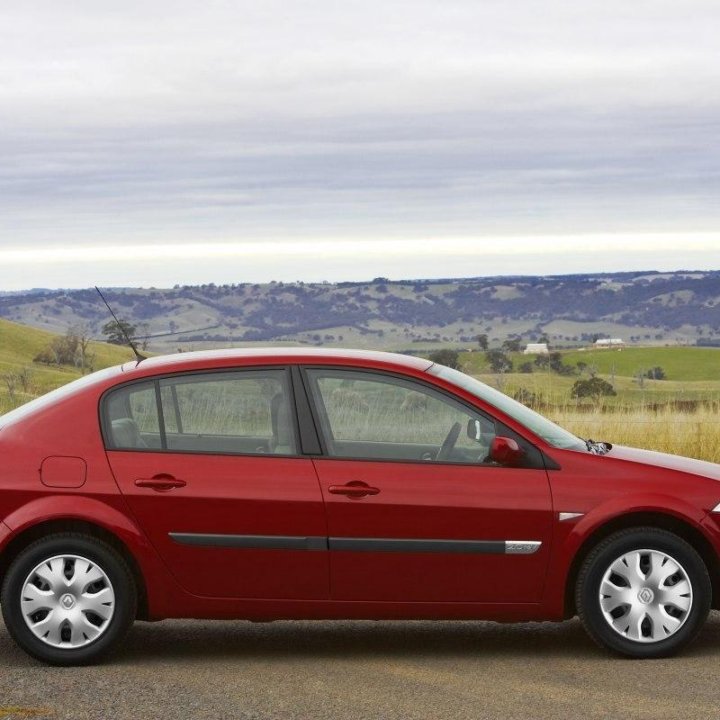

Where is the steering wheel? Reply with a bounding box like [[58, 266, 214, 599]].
[[436, 422, 462, 461]]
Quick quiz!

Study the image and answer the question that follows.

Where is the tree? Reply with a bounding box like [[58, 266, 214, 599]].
[[485, 349, 513, 373], [428, 349, 460, 369], [518, 361, 534, 373], [571, 377, 617, 402], [34, 325, 95, 371], [102, 320, 137, 346], [476, 334, 489, 351], [548, 351, 575, 376], [502, 338, 522, 353], [645, 366, 666, 380], [548, 352, 564, 372]]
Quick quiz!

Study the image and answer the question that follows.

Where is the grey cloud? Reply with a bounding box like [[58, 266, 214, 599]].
[[0, 0, 718, 284]]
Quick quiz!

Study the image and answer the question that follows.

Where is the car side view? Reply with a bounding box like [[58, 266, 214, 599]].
[[1, 348, 719, 665]]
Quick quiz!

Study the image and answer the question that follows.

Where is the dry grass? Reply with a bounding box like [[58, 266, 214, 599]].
[[551, 405, 720, 464]]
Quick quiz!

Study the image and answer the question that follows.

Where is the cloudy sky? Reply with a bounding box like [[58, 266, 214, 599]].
[[1, 0, 719, 289]]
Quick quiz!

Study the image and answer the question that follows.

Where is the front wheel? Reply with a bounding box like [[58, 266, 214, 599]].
[[576, 527, 711, 658], [1, 533, 136, 665]]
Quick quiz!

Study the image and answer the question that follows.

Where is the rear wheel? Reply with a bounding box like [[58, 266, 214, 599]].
[[576, 527, 711, 658], [1, 533, 136, 665]]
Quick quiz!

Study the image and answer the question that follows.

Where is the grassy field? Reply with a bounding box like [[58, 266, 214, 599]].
[[460, 347, 720, 407], [562, 346, 720, 382], [461, 346, 720, 381], [553, 406, 720, 464], [0, 318, 132, 413]]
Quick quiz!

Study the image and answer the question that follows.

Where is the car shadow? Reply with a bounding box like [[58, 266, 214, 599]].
[[2, 614, 719, 666], [108, 612, 720, 664]]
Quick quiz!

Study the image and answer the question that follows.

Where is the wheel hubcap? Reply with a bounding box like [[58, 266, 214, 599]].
[[20, 554, 116, 649], [599, 549, 693, 643]]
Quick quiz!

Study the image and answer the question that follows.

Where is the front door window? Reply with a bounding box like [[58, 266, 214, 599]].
[[305, 369, 498, 464]]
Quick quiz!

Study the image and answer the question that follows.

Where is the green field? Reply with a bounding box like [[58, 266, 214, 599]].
[[0, 318, 133, 412], [460, 346, 720, 381], [458, 347, 720, 406], [562, 346, 720, 382]]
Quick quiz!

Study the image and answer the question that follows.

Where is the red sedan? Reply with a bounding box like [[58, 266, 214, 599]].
[[1, 348, 719, 665]]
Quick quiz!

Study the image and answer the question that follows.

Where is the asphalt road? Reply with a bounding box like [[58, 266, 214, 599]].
[[2, 614, 720, 720]]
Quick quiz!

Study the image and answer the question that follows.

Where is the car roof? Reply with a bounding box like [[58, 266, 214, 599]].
[[121, 347, 433, 378]]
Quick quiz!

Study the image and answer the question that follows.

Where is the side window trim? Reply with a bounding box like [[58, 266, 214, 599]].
[[290, 365, 324, 455], [154, 379, 167, 450], [299, 366, 336, 453]]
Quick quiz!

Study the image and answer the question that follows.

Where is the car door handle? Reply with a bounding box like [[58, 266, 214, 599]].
[[328, 481, 380, 498], [134, 474, 187, 491]]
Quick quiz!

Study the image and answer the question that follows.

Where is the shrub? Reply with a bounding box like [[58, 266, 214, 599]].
[[571, 377, 617, 401], [485, 349, 513, 373]]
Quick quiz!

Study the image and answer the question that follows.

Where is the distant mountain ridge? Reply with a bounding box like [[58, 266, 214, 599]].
[[1, 270, 719, 351]]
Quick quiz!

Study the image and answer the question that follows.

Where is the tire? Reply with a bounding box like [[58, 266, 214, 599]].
[[576, 527, 711, 658], [1, 533, 137, 665]]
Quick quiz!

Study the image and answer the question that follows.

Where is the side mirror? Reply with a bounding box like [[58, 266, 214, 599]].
[[489, 436, 525, 466]]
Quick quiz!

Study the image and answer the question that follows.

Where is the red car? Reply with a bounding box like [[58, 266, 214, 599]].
[[1, 348, 719, 665]]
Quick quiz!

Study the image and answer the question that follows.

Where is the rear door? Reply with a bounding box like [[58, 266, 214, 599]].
[[103, 368, 328, 600], [303, 367, 553, 604]]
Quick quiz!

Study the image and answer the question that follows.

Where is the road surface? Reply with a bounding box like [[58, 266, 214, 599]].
[[2, 614, 720, 719]]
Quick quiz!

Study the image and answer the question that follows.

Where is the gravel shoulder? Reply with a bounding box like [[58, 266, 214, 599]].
[[2, 614, 720, 720]]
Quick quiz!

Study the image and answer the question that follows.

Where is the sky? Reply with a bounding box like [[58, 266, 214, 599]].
[[1, 0, 719, 290]]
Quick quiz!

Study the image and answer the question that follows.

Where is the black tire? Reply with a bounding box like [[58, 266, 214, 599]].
[[576, 527, 711, 658], [1, 533, 136, 665]]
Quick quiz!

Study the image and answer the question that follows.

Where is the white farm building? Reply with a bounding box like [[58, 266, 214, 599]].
[[523, 343, 549, 355], [594, 338, 625, 348]]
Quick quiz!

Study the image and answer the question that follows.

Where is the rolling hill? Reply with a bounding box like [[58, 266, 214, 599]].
[[0, 270, 719, 353]]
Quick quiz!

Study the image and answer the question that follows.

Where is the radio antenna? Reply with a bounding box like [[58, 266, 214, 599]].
[[94, 286, 146, 362]]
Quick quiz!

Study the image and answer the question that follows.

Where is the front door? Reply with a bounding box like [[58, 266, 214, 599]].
[[303, 367, 552, 603], [103, 368, 328, 600]]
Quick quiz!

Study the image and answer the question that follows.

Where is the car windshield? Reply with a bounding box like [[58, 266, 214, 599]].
[[427, 363, 587, 451], [0, 366, 120, 430]]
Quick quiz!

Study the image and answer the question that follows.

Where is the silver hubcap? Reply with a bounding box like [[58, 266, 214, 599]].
[[21, 554, 116, 649], [599, 549, 693, 643]]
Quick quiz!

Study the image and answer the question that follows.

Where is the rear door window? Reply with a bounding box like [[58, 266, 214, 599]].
[[104, 369, 296, 455]]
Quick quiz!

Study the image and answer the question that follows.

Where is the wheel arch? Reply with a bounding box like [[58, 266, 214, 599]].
[[563, 511, 720, 618], [0, 518, 149, 621]]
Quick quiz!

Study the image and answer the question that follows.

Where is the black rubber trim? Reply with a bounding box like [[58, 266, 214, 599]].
[[290, 365, 323, 455], [542, 452, 562, 471], [328, 538, 507, 554], [153, 379, 167, 450], [169, 533, 327, 550]]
